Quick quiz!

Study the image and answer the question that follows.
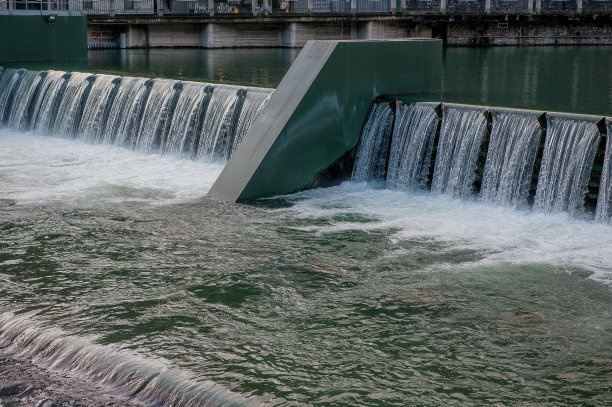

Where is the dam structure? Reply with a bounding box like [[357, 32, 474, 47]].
[[0, 39, 612, 407], [0, 67, 273, 160], [351, 101, 610, 222], [1, 39, 610, 224]]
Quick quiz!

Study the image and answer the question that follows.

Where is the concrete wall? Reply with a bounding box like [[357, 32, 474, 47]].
[[202, 23, 283, 47], [447, 20, 612, 45], [116, 20, 435, 48], [208, 39, 442, 201], [0, 16, 87, 63]]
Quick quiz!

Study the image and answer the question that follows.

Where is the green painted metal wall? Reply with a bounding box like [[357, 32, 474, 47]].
[[0, 16, 87, 64], [209, 39, 442, 202]]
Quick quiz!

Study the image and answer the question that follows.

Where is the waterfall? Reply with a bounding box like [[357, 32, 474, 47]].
[[0, 68, 26, 123], [0, 69, 273, 161], [595, 122, 612, 223], [194, 85, 243, 160], [6, 70, 44, 130], [533, 116, 600, 216], [78, 74, 121, 142], [232, 88, 272, 155], [351, 102, 394, 182], [386, 102, 439, 190], [32, 71, 71, 134], [431, 106, 488, 198], [480, 111, 542, 207], [134, 79, 180, 152], [52, 72, 95, 137], [162, 82, 211, 156]]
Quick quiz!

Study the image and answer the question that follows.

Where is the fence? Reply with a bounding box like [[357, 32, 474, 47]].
[[0, 0, 81, 13], [1, 0, 610, 14]]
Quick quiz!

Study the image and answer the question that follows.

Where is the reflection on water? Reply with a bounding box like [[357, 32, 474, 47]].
[[2, 46, 610, 115], [442, 46, 612, 116], [87, 48, 300, 88]]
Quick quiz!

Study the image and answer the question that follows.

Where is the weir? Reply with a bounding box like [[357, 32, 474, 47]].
[[0, 68, 272, 161], [352, 100, 611, 223], [1, 39, 611, 224]]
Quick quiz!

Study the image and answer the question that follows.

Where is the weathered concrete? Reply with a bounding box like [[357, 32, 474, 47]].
[[447, 19, 612, 45]]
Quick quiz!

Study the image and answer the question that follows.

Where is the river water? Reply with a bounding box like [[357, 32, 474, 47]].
[[0, 47, 611, 406]]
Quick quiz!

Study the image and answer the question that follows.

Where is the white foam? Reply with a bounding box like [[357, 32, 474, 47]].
[[0, 130, 225, 205], [282, 182, 612, 287]]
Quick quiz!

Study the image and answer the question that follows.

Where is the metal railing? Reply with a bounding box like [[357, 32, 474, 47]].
[[0, 0, 81, 13], [2, 0, 610, 15]]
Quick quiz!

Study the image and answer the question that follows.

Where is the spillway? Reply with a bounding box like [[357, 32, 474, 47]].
[[352, 101, 610, 223], [0, 68, 273, 161]]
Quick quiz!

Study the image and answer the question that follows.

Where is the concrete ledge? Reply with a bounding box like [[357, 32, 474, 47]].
[[208, 39, 442, 201]]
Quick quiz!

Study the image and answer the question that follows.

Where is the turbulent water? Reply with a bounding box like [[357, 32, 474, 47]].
[[0, 68, 272, 160], [0, 131, 611, 406]]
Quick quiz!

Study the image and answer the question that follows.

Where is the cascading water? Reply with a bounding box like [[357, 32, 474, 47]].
[[0, 68, 26, 123], [163, 82, 212, 156], [431, 106, 488, 198], [0, 313, 258, 407], [134, 79, 180, 152], [350, 102, 609, 222], [52, 72, 95, 137], [194, 85, 243, 160], [480, 111, 542, 207], [0, 69, 273, 161], [351, 102, 394, 182], [32, 71, 71, 134], [5, 70, 44, 130], [595, 121, 612, 224], [78, 74, 121, 142], [386, 102, 440, 190], [533, 116, 601, 216], [232, 89, 272, 155]]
